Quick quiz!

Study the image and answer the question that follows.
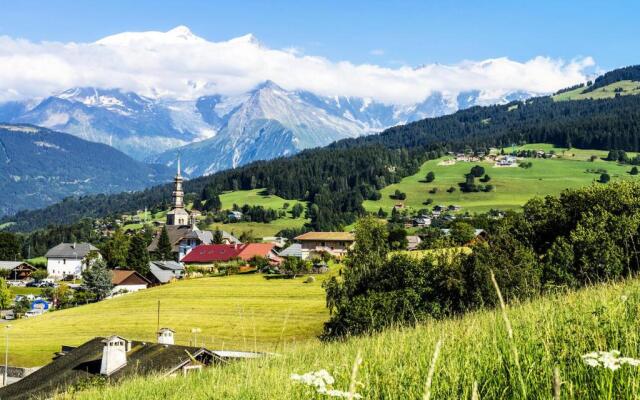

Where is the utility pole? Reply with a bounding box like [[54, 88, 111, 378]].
[[156, 300, 160, 333], [3, 325, 11, 387]]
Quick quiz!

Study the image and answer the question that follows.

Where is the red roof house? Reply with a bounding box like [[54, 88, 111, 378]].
[[181, 243, 279, 264]]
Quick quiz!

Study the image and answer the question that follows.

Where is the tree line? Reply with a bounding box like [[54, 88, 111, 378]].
[[322, 181, 640, 338]]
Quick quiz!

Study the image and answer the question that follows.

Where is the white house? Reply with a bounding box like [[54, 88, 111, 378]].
[[45, 243, 100, 279], [111, 270, 151, 295]]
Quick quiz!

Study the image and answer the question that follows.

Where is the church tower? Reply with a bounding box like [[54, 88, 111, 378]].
[[166, 156, 190, 226]]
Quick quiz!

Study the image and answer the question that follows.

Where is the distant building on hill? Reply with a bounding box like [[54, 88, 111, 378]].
[[294, 232, 355, 259], [45, 242, 100, 279]]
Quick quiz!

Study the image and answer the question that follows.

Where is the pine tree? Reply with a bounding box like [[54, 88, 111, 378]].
[[213, 229, 224, 244], [0, 278, 12, 309], [101, 229, 130, 268], [81, 260, 113, 300], [157, 226, 173, 261], [127, 234, 150, 276]]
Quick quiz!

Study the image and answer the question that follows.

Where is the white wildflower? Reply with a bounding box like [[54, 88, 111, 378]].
[[291, 369, 362, 398], [620, 295, 628, 302], [582, 350, 640, 371]]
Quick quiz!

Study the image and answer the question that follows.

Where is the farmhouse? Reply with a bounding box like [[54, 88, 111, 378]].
[[0, 261, 36, 280], [294, 232, 355, 259], [181, 243, 280, 266], [45, 242, 100, 279], [0, 329, 262, 400], [111, 270, 151, 295]]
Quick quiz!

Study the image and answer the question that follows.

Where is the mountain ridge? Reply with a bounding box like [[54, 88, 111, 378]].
[[0, 123, 172, 216]]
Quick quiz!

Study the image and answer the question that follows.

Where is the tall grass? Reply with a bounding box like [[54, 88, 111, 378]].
[[60, 279, 640, 399]]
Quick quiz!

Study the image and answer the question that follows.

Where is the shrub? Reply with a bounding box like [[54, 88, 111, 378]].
[[425, 171, 435, 182]]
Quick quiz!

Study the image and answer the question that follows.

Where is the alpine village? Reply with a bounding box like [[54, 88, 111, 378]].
[[3, 4, 640, 399]]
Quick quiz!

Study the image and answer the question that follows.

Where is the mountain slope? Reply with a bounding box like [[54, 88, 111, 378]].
[[7, 65, 640, 231], [0, 88, 209, 160], [0, 123, 172, 216]]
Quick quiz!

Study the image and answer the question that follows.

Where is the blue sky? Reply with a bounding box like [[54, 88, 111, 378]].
[[1, 0, 638, 70]]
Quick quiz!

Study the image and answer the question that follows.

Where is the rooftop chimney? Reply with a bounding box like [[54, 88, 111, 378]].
[[100, 336, 128, 376], [157, 328, 175, 345]]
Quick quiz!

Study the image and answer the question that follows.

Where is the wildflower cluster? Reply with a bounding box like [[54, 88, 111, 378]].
[[582, 350, 640, 371], [290, 369, 362, 399]]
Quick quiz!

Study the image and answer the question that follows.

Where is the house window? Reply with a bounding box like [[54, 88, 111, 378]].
[[63, 259, 66, 265]]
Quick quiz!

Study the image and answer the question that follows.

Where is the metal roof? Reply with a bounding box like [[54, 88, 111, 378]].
[[44, 243, 98, 259]]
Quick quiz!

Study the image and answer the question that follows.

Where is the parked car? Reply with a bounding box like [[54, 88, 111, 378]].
[[24, 310, 44, 318], [26, 281, 40, 288]]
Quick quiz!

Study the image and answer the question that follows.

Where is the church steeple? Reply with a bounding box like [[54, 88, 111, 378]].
[[166, 155, 189, 226]]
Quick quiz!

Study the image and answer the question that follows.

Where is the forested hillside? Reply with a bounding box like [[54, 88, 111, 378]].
[[6, 67, 640, 232], [0, 124, 172, 216]]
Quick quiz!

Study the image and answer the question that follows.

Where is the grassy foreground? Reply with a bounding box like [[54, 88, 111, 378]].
[[363, 146, 636, 214], [61, 279, 640, 399], [2, 274, 330, 367]]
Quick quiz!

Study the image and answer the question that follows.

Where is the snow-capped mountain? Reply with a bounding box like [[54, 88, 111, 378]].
[[149, 83, 539, 176], [0, 82, 538, 174], [0, 87, 213, 160]]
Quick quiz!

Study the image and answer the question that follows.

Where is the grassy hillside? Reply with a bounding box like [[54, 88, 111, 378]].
[[63, 278, 640, 399], [2, 273, 331, 367], [553, 80, 640, 101], [209, 189, 309, 237], [363, 145, 636, 214]]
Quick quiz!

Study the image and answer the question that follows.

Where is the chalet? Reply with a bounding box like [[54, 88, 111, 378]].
[[45, 243, 100, 280], [148, 261, 185, 284], [448, 205, 462, 212], [111, 270, 151, 295], [181, 243, 280, 267], [0, 329, 262, 400], [413, 215, 432, 227], [294, 232, 355, 259], [0, 261, 36, 280]]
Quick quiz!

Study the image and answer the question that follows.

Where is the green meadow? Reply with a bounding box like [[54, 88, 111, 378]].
[[64, 278, 640, 399], [553, 80, 640, 101], [1, 273, 331, 367], [363, 146, 636, 215], [207, 189, 309, 237]]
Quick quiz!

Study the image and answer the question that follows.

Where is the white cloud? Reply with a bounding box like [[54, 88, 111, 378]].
[[0, 25, 595, 105], [370, 49, 385, 56]]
